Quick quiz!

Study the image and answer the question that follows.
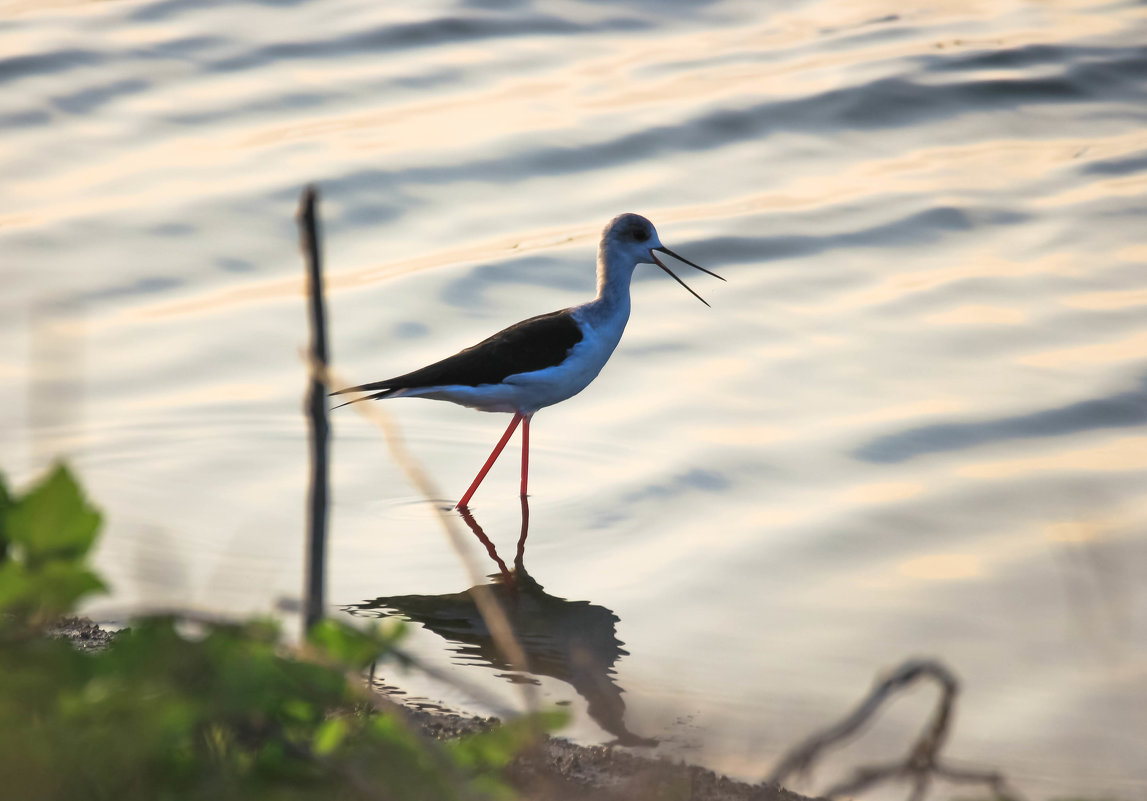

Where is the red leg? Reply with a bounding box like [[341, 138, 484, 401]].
[[456, 412, 523, 509], [520, 414, 531, 498]]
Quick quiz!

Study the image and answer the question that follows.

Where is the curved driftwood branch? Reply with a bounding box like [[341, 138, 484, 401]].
[[768, 658, 1024, 801]]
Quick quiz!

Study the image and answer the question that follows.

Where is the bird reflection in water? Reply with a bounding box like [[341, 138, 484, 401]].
[[350, 497, 655, 747]]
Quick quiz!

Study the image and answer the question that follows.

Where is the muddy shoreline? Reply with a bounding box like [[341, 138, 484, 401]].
[[396, 701, 813, 801], [52, 618, 816, 801]]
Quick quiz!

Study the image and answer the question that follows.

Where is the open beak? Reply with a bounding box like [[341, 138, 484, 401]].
[[650, 246, 725, 307]]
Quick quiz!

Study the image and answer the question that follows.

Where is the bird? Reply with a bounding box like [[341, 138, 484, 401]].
[[333, 212, 722, 508]]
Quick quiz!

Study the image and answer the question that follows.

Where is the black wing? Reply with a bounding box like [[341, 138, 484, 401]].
[[333, 308, 583, 402]]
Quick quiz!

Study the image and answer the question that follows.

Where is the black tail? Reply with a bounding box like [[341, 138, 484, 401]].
[[330, 385, 398, 409]]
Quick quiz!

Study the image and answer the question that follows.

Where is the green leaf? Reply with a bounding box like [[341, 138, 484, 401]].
[[307, 619, 393, 669], [450, 709, 568, 771], [0, 560, 107, 617], [312, 716, 349, 756], [0, 462, 558, 800], [7, 463, 102, 567]]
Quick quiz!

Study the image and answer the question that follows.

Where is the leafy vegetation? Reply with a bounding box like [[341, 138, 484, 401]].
[[0, 463, 105, 622], [0, 463, 558, 800]]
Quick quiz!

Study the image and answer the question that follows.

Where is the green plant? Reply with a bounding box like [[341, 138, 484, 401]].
[[0, 463, 559, 800], [0, 463, 105, 622]]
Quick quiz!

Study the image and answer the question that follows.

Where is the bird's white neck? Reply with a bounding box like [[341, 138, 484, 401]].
[[577, 238, 634, 330], [596, 238, 638, 303]]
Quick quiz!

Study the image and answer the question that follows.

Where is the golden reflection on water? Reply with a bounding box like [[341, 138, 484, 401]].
[[897, 553, 981, 581], [859, 132, 1147, 187], [663, 130, 1147, 233], [82, 162, 940, 319], [8, 134, 267, 226], [746, 506, 815, 530], [836, 481, 925, 505], [959, 435, 1147, 478], [821, 398, 967, 429], [1062, 288, 1147, 310], [1019, 330, 1147, 368], [1033, 172, 1147, 208], [7, 2, 1124, 231], [114, 223, 594, 325], [924, 305, 1027, 326], [1045, 518, 1120, 544], [797, 251, 1078, 315], [119, 382, 274, 411], [2, 2, 1142, 244], [694, 425, 792, 446], [1116, 243, 1147, 262], [0, 0, 105, 19], [239, 76, 580, 153]]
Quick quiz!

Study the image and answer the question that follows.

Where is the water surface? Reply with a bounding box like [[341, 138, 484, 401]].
[[2, 1, 1146, 798]]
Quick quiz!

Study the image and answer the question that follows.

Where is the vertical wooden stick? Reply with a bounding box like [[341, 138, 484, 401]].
[[299, 185, 329, 634]]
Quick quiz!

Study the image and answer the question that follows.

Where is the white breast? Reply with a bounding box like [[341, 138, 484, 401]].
[[500, 306, 627, 412]]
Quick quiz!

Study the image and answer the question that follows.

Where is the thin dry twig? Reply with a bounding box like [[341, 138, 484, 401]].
[[768, 658, 1025, 801], [319, 361, 537, 713], [294, 195, 537, 716]]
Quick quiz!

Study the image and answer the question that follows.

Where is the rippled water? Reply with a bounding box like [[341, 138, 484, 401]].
[[3, 0, 1146, 798]]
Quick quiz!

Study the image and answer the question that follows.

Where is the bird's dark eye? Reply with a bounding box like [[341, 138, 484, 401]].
[[631, 226, 650, 243]]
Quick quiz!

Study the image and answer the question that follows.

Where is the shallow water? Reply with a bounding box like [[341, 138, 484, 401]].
[[2, 0, 1146, 797]]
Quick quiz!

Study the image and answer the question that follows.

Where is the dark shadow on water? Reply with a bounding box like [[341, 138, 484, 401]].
[[74, 275, 185, 305], [127, 0, 309, 23], [0, 49, 102, 86], [0, 109, 53, 129], [1081, 149, 1147, 177], [855, 373, 1147, 464], [348, 497, 655, 747], [691, 205, 1025, 269], [163, 89, 343, 128], [203, 15, 648, 74], [52, 77, 151, 116], [0, 36, 225, 88]]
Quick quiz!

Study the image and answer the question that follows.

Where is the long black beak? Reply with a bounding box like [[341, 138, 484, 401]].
[[650, 246, 725, 307]]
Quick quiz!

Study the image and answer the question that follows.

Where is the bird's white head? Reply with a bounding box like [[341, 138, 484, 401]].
[[597, 212, 724, 306], [600, 212, 664, 267]]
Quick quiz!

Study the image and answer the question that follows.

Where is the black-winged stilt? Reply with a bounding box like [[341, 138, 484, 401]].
[[333, 212, 722, 508]]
